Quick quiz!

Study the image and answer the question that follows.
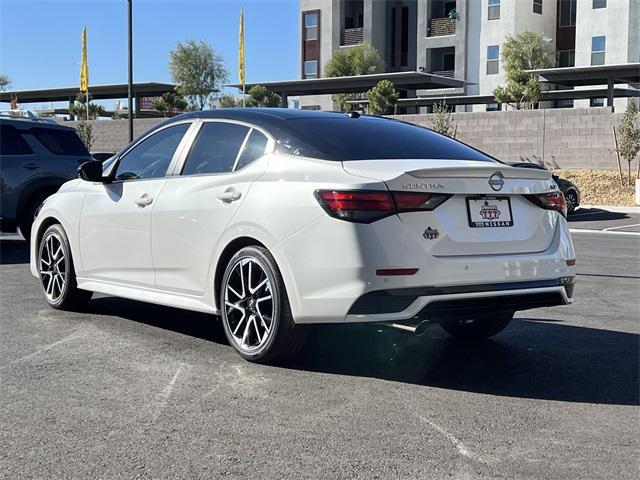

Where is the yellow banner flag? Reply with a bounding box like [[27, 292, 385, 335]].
[[238, 9, 245, 86], [80, 27, 89, 92]]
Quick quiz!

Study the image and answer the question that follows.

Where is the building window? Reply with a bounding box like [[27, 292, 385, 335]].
[[304, 60, 318, 78], [591, 36, 606, 65], [557, 50, 575, 68], [487, 102, 501, 111], [533, 0, 543, 14], [559, 0, 576, 27], [488, 0, 500, 20], [304, 12, 318, 40], [593, 0, 606, 8], [487, 45, 499, 75], [590, 98, 605, 107]]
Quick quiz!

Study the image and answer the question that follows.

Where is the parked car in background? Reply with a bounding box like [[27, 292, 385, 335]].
[[508, 162, 580, 214], [0, 117, 92, 239], [30, 109, 575, 363]]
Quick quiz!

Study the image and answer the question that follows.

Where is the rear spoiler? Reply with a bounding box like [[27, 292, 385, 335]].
[[409, 165, 551, 181]]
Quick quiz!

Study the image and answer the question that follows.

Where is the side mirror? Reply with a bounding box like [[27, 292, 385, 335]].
[[78, 160, 106, 182]]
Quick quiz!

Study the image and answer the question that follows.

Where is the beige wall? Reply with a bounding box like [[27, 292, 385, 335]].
[[62, 107, 626, 170]]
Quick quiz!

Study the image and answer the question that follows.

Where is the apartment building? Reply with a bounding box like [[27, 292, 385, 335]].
[[299, 0, 639, 111]]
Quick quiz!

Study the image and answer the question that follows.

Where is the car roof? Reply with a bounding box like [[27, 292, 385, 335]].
[[0, 116, 77, 132]]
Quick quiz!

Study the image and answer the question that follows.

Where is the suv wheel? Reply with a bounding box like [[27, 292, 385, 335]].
[[38, 224, 92, 310], [19, 191, 50, 241], [220, 246, 307, 363]]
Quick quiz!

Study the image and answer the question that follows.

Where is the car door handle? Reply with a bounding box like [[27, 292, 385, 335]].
[[217, 188, 242, 203], [134, 194, 153, 208], [23, 163, 40, 170]]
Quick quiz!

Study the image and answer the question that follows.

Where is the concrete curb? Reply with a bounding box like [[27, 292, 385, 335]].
[[578, 205, 640, 214]]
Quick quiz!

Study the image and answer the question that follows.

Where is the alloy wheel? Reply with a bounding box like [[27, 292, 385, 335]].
[[39, 232, 67, 302], [565, 191, 577, 212], [223, 258, 275, 353]]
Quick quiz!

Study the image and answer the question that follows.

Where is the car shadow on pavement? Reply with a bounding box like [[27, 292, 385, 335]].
[[0, 237, 29, 265], [288, 319, 639, 406], [568, 208, 629, 223]]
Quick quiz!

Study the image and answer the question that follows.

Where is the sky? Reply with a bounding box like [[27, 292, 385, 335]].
[[0, 0, 300, 107]]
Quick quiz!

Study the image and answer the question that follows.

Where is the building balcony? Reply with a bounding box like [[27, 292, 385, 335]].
[[428, 17, 455, 37], [341, 27, 363, 46], [432, 69, 455, 78]]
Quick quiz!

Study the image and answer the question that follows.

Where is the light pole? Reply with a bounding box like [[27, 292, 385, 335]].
[[127, 0, 133, 142]]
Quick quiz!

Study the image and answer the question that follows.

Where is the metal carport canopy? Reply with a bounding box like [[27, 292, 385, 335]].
[[527, 63, 640, 108], [226, 71, 466, 100]]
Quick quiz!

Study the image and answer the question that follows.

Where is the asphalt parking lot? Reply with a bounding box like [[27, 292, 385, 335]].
[[0, 223, 638, 479]]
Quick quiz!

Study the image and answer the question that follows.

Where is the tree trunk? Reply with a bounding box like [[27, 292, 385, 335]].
[[612, 126, 624, 187]]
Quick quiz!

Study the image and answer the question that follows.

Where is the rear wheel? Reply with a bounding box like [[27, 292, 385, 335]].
[[38, 224, 92, 310], [564, 189, 578, 214], [439, 311, 514, 339], [220, 246, 307, 363]]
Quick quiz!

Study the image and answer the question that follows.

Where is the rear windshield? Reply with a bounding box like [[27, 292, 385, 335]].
[[31, 127, 89, 156], [276, 117, 495, 162]]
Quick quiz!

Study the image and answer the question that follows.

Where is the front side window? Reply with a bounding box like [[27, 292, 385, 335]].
[[31, 127, 88, 156], [235, 130, 268, 170], [181, 122, 249, 175], [591, 36, 606, 65], [0, 125, 34, 155], [533, 0, 543, 14], [487, 45, 499, 75], [559, 0, 577, 26], [115, 123, 189, 181], [488, 0, 500, 20], [593, 0, 606, 8]]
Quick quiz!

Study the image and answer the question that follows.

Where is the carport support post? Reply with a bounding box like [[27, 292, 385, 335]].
[[280, 91, 288, 108], [607, 77, 614, 110]]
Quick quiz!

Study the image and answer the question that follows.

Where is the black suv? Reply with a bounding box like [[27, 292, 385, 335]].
[[0, 117, 92, 239]]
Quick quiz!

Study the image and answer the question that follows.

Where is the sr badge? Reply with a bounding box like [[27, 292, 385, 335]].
[[423, 227, 439, 240]]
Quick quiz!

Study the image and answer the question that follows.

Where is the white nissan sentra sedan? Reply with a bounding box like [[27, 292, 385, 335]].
[[30, 109, 575, 362]]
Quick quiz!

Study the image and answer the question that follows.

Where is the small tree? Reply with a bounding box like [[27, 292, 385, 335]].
[[76, 122, 93, 151], [367, 80, 398, 115], [0, 73, 10, 91], [169, 40, 229, 110], [618, 100, 640, 185], [247, 85, 281, 107], [69, 93, 105, 120], [431, 101, 456, 137], [152, 91, 187, 117], [493, 31, 554, 110], [324, 43, 384, 111], [218, 95, 238, 108]]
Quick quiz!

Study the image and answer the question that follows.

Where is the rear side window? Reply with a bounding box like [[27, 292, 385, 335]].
[[182, 122, 249, 175], [31, 127, 89, 156], [278, 117, 496, 162], [236, 130, 268, 170], [0, 125, 34, 155]]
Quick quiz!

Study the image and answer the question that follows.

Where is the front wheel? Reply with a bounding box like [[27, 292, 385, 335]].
[[439, 311, 514, 339], [38, 224, 92, 310], [564, 190, 578, 214], [220, 246, 307, 363]]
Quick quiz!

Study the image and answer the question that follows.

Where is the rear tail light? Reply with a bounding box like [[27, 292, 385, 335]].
[[524, 191, 568, 217], [315, 190, 451, 223]]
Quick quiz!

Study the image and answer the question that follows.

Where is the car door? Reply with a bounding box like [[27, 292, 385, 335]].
[[151, 121, 271, 295], [79, 122, 192, 287]]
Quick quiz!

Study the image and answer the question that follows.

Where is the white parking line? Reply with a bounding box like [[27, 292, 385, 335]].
[[603, 223, 640, 232], [570, 228, 640, 237]]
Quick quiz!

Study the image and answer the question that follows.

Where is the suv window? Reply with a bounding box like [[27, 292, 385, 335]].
[[0, 125, 34, 155], [182, 122, 249, 175], [235, 129, 268, 170], [115, 123, 189, 181], [31, 127, 89, 156]]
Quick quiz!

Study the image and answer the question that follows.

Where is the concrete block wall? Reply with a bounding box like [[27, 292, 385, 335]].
[[60, 108, 626, 169], [392, 107, 625, 169]]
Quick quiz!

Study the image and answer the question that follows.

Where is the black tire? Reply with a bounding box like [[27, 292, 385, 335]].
[[439, 311, 514, 339], [565, 189, 578, 215], [220, 246, 307, 363], [37, 224, 92, 310], [19, 191, 51, 241]]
